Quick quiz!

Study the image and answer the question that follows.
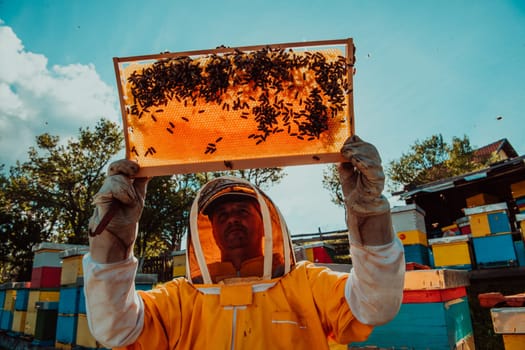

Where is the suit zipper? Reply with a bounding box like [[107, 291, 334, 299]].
[[230, 306, 238, 350]]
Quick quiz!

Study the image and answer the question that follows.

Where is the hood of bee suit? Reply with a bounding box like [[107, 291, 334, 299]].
[[186, 176, 296, 285]]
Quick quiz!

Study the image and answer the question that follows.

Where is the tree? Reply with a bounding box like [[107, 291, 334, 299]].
[[322, 164, 345, 208], [0, 119, 123, 282], [386, 134, 492, 192], [322, 134, 495, 208]]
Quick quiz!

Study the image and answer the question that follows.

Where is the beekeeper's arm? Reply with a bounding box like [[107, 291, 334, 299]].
[[82, 160, 148, 348], [339, 135, 405, 325]]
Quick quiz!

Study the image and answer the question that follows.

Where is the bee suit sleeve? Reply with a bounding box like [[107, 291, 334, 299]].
[[83, 159, 149, 348], [338, 135, 405, 325]]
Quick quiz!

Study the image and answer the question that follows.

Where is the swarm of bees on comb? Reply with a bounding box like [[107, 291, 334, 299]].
[[117, 41, 354, 174]]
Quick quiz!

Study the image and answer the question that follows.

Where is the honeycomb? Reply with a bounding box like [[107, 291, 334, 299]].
[[114, 39, 355, 176]]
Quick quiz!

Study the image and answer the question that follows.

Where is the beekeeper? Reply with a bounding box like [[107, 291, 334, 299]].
[[83, 135, 405, 349]]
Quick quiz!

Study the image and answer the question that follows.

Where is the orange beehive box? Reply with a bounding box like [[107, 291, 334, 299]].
[[465, 193, 499, 208], [511, 180, 525, 199], [502, 334, 525, 350], [114, 39, 355, 177]]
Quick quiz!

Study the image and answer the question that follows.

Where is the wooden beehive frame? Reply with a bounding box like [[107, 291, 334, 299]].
[[114, 38, 355, 177]]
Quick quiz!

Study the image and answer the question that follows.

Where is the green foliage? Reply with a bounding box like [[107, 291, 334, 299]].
[[321, 134, 496, 207], [386, 134, 491, 191], [322, 164, 345, 208], [0, 119, 123, 282]]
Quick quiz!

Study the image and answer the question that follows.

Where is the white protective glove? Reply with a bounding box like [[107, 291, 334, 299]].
[[88, 159, 149, 263], [338, 135, 394, 246]]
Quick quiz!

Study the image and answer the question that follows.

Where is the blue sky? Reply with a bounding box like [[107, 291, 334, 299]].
[[1, 0, 524, 234]]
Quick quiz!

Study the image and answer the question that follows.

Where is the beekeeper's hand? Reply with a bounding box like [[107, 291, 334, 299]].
[[339, 135, 393, 246], [88, 159, 149, 263]]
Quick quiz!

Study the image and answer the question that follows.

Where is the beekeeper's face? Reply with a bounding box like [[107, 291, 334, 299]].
[[209, 199, 263, 255]]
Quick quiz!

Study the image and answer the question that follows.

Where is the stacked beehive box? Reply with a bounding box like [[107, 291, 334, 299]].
[[465, 202, 512, 237], [478, 292, 525, 350], [0, 282, 16, 332], [74, 273, 156, 349], [55, 246, 88, 349], [24, 243, 82, 342], [31, 243, 68, 289], [32, 301, 59, 346], [172, 250, 186, 278], [23, 287, 59, 338], [0, 282, 30, 334], [464, 202, 517, 268], [351, 268, 475, 349], [11, 282, 31, 336], [298, 242, 335, 264], [391, 204, 430, 266], [491, 307, 525, 350]]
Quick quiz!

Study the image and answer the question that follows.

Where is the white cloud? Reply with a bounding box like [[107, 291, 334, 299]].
[[0, 24, 120, 167]]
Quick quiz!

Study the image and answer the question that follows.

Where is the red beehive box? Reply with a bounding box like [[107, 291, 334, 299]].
[[30, 267, 61, 289]]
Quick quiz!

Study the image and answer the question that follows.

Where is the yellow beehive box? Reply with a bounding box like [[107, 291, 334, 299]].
[[54, 342, 73, 350], [468, 213, 491, 237], [27, 290, 60, 312], [12, 310, 26, 333], [60, 255, 84, 285], [429, 235, 472, 269], [76, 313, 98, 348], [397, 230, 428, 246], [502, 334, 525, 350], [3, 289, 16, 311], [511, 180, 525, 199], [172, 250, 186, 278], [23, 310, 36, 336], [59, 247, 88, 285], [465, 193, 499, 208], [464, 202, 508, 237]]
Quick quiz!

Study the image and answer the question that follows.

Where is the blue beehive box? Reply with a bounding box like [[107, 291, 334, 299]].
[[136, 273, 158, 291], [58, 285, 81, 315], [472, 233, 517, 268], [55, 314, 77, 344], [404, 244, 430, 266], [78, 285, 87, 314], [0, 288, 5, 308], [352, 296, 473, 349], [487, 211, 511, 233], [0, 310, 13, 331], [14, 287, 30, 311], [514, 240, 525, 267]]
